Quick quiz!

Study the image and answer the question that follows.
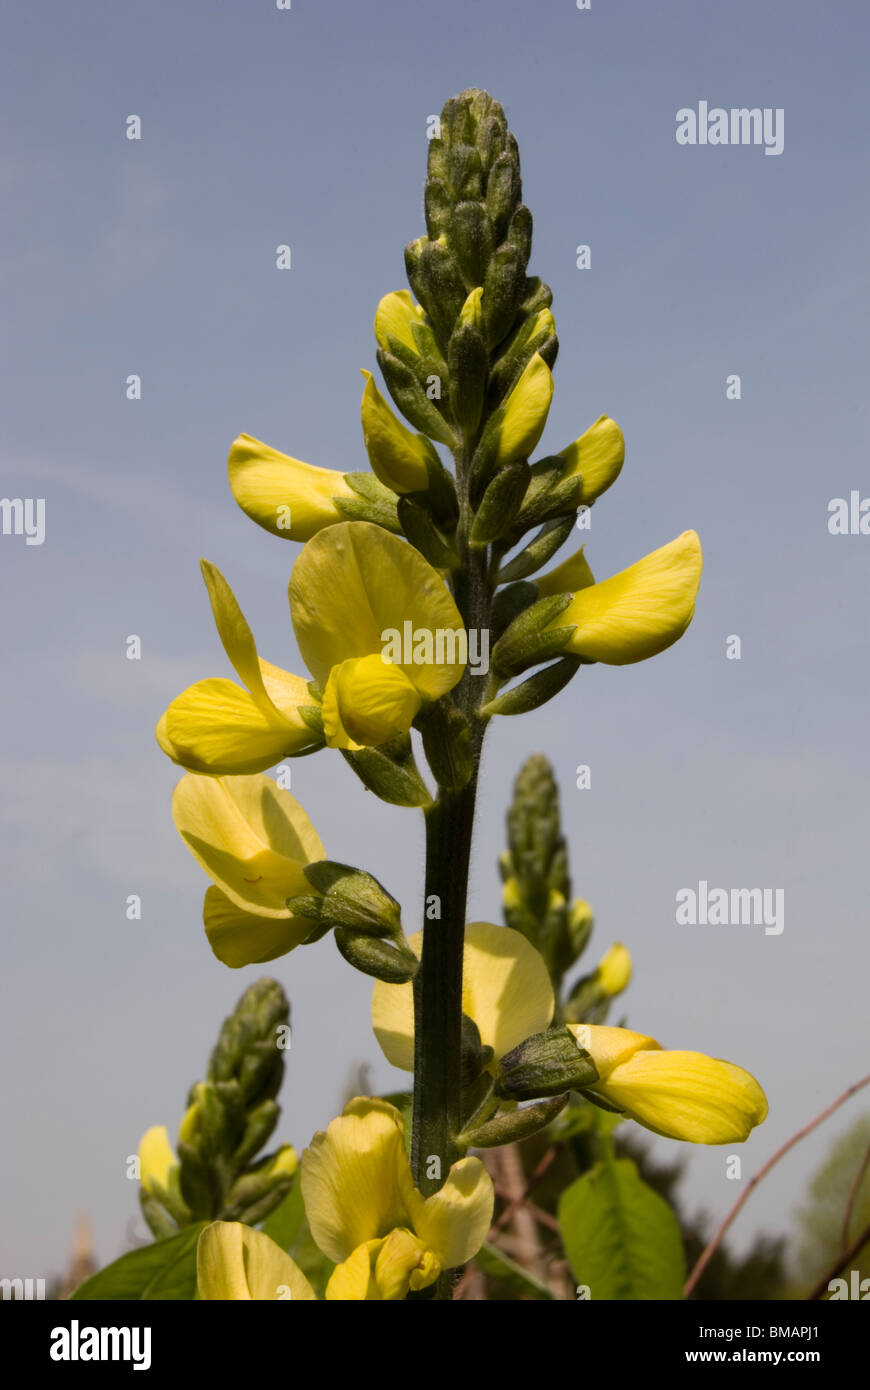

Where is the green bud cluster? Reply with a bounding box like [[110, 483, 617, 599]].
[[499, 754, 592, 993], [140, 979, 297, 1238]]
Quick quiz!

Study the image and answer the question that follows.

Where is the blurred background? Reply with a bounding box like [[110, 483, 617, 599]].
[[1, 0, 868, 1291]]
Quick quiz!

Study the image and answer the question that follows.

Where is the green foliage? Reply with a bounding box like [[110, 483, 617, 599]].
[[558, 1157, 686, 1300], [71, 1225, 207, 1301]]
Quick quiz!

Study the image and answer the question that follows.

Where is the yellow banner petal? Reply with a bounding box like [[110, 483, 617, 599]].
[[228, 434, 354, 542], [559, 415, 625, 503], [360, 370, 431, 493], [371, 922, 554, 1071], [414, 1157, 494, 1269], [172, 772, 324, 915], [138, 1126, 176, 1196], [602, 1050, 769, 1145], [300, 1098, 419, 1263], [535, 544, 595, 598], [162, 679, 309, 775], [203, 885, 316, 967], [374, 290, 425, 354], [495, 352, 553, 467], [289, 521, 465, 700], [197, 1222, 317, 1300], [554, 530, 702, 665]]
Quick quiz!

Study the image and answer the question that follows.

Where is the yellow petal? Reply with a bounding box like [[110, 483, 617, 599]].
[[495, 353, 553, 467], [601, 1050, 769, 1145], [322, 655, 422, 749], [200, 560, 276, 714], [374, 290, 425, 354], [203, 886, 316, 967], [197, 1222, 317, 1300], [161, 679, 312, 776], [360, 370, 430, 493], [414, 1157, 494, 1268], [301, 1099, 421, 1263], [559, 415, 625, 503], [289, 521, 465, 699], [567, 1024, 662, 1077], [138, 1126, 176, 1196], [371, 922, 555, 1070], [228, 434, 355, 542], [325, 1241, 381, 1300], [172, 771, 324, 915], [597, 942, 632, 996], [552, 530, 702, 665], [535, 544, 595, 597]]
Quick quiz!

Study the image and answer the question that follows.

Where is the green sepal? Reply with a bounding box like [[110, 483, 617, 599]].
[[495, 1026, 599, 1101], [491, 591, 574, 676], [447, 320, 488, 437], [296, 704, 325, 738], [481, 656, 582, 716], [340, 737, 434, 808], [397, 496, 458, 569], [455, 1093, 569, 1149], [470, 459, 530, 545], [297, 860, 402, 937], [418, 239, 467, 347], [219, 1152, 296, 1225], [451, 200, 494, 289], [518, 276, 553, 317], [334, 488, 401, 532], [485, 151, 522, 242], [424, 178, 452, 239], [496, 515, 576, 584], [482, 243, 526, 348], [334, 927, 419, 983], [376, 348, 456, 447], [231, 1098, 280, 1168], [415, 698, 473, 790], [460, 1013, 495, 1087], [139, 1190, 180, 1241], [490, 580, 538, 640], [506, 204, 533, 267]]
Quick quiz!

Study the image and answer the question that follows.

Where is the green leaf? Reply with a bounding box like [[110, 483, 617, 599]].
[[558, 1158, 685, 1300], [71, 1224, 208, 1301], [474, 1242, 556, 1300], [262, 1181, 306, 1252]]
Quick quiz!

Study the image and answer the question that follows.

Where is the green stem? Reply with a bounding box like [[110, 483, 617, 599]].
[[411, 491, 491, 1298]]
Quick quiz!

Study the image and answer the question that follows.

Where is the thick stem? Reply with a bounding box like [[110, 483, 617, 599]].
[[411, 499, 490, 1298]]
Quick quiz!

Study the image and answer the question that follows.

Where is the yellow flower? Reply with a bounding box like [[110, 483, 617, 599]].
[[228, 434, 357, 542], [558, 415, 625, 503], [360, 370, 431, 493], [138, 1125, 177, 1198], [374, 290, 426, 354], [300, 1098, 493, 1300], [495, 352, 553, 468], [371, 922, 555, 1071], [289, 521, 465, 750], [535, 544, 595, 598], [156, 560, 318, 775], [547, 530, 702, 665], [170, 771, 325, 967], [197, 1221, 317, 1301], [597, 942, 632, 997], [567, 1025, 768, 1144]]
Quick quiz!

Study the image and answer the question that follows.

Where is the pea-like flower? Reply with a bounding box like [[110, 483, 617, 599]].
[[197, 1221, 317, 1300], [371, 921, 555, 1069], [300, 1098, 494, 1299], [557, 415, 625, 504], [567, 1024, 768, 1144], [228, 434, 358, 543], [169, 771, 326, 967], [289, 521, 465, 750], [543, 530, 703, 665], [156, 522, 466, 772]]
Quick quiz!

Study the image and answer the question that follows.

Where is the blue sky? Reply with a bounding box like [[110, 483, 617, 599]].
[[2, 0, 869, 1280]]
